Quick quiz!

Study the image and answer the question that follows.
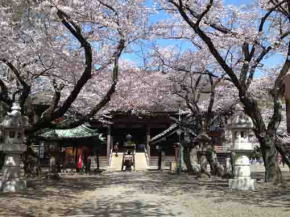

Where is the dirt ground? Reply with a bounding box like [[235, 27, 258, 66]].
[[0, 171, 290, 217]]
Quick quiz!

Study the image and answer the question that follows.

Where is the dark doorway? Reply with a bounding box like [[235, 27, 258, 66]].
[[112, 126, 146, 152]]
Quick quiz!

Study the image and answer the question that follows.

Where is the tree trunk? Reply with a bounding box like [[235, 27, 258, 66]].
[[286, 98, 290, 134], [240, 94, 283, 183], [96, 151, 100, 170], [158, 151, 162, 170], [0, 151, 5, 170], [258, 135, 282, 183], [198, 151, 211, 177], [183, 146, 194, 174], [206, 149, 224, 177], [22, 136, 40, 177], [275, 141, 290, 169]]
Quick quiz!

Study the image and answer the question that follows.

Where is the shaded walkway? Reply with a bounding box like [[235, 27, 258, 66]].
[[0, 171, 290, 216]]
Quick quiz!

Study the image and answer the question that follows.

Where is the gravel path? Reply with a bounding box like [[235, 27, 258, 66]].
[[0, 171, 289, 217]]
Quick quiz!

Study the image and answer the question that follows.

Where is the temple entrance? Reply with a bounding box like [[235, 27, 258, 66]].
[[109, 126, 148, 171], [106, 112, 176, 170], [112, 127, 146, 152]]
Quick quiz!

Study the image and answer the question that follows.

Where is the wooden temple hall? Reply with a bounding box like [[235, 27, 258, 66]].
[[37, 111, 181, 171], [32, 91, 227, 171], [37, 110, 230, 171], [105, 112, 178, 169]]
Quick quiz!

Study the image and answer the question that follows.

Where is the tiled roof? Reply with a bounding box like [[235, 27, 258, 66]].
[[39, 124, 104, 142]]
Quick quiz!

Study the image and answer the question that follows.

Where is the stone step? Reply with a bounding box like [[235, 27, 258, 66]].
[[109, 152, 148, 171]]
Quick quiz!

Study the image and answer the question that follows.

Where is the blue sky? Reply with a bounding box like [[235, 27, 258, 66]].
[[224, 0, 252, 5], [223, 0, 285, 70], [122, 0, 284, 73]]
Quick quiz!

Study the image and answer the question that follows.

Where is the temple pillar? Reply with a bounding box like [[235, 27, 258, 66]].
[[107, 126, 112, 164], [146, 125, 151, 160]]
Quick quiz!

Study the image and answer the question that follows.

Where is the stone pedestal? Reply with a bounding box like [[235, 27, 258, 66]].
[[229, 151, 255, 190], [229, 178, 255, 191], [0, 146, 27, 193], [0, 179, 26, 192]]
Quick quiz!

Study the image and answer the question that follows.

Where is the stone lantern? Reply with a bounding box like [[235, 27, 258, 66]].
[[228, 109, 255, 190], [0, 102, 30, 192]]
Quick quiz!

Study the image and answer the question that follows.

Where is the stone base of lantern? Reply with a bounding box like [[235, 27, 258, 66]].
[[0, 153, 27, 192], [229, 177, 255, 191], [0, 179, 26, 192]]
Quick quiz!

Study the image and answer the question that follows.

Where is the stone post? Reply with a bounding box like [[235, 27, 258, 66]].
[[228, 111, 255, 191], [146, 125, 151, 161], [0, 102, 30, 192], [106, 126, 111, 165]]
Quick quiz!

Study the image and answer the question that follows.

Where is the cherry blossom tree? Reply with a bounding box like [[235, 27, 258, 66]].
[[0, 0, 149, 175], [157, 0, 290, 183], [0, 0, 148, 134], [150, 44, 238, 175]]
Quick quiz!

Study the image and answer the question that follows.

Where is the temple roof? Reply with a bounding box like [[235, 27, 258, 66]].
[[150, 123, 179, 145], [150, 123, 197, 145], [39, 124, 105, 142]]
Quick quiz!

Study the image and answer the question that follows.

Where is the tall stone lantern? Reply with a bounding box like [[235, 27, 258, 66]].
[[0, 102, 30, 192], [228, 109, 255, 190]]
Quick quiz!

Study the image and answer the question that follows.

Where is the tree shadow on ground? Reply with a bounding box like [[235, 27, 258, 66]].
[[0, 172, 183, 216], [0, 170, 290, 216], [64, 195, 179, 217], [0, 174, 111, 216], [0, 175, 103, 200], [135, 171, 290, 212]]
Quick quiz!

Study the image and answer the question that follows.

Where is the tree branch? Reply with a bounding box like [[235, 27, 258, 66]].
[[169, 2, 242, 90], [86, 38, 125, 118], [0, 78, 12, 106], [41, 79, 64, 120], [259, 0, 287, 32], [195, 0, 213, 27], [51, 9, 93, 119], [0, 59, 31, 109], [267, 41, 290, 133], [28, 9, 93, 133]]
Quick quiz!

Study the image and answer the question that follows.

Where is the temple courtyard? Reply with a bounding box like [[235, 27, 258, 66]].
[[0, 168, 290, 217]]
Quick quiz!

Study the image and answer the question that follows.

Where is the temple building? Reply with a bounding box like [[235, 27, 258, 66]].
[[102, 111, 178, 169], [24, 75, 289, 171]]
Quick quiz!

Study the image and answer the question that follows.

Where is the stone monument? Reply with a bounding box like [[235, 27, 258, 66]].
[[0, 102, 30, 192], [228, 108, 255, 190]]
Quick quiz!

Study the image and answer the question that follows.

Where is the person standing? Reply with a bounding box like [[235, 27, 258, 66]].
[[76, 154, 83, 173], [85, 154, 92, 173], [114, 142, 119, 157]]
